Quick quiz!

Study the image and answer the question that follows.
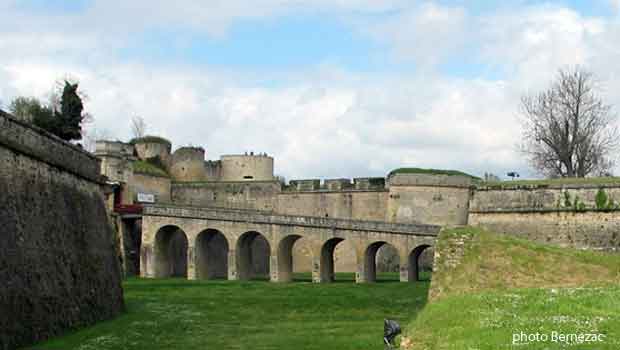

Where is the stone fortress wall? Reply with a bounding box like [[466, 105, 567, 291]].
[[95, 137, 620, 276], [470, 183, 620, 251], [0, 111, 124, 350]]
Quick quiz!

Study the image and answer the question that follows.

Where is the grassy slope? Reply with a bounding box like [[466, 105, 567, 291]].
[[28, 273, 428, 350], [405, 228, 620, 350], [388, 167, 479, 179], [431, 228, 620, 298]]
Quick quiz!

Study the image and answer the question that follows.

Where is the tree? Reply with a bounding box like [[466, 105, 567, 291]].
[[9, 96, 55, 126], [9, 81, 88, 141], [130, 115, 147, 139], [520, 67, 619, 177], [55, 81, 85, 141]]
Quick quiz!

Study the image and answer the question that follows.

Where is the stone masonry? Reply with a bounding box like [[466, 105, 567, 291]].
[[0, 111, 124, 350]]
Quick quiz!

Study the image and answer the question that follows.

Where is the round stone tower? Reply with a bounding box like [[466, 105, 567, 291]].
[[386, 171, 473, 226], [220, 154, 274, 181], [132, 136, 172, 165], [170, 147, 206, 182]]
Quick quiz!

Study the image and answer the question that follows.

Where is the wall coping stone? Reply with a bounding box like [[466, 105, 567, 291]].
[[476, 183, 620, 191], [0, 111, 102, 183], [279, 189, 388, 194], [470, 207, 620, 214], [171, 180, 280, 186], [388, 173, 472, 188]]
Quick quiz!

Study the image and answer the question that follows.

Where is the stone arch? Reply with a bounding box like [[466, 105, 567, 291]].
[[195, 229, 229, 279], [363, 241, 400, 282], [409, 244, 432, 281], [319, 238, 347, 283], [236, 231, 271, 280], [275, 234, 303, 282], [333, 239, 357, 273], [154, 225, 188, 278], [376, 242, 400, 274]]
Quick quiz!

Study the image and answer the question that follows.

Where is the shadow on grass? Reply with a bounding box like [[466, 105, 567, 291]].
[[125, 271, 431, 286]]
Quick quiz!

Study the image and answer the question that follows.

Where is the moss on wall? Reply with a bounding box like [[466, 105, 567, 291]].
[[133, 159, 169, 178]]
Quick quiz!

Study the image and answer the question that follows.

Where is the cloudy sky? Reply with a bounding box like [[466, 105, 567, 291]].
[[1, 0, 620, 180]]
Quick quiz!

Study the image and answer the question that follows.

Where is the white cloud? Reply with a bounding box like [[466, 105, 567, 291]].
[[479, 5, 607, 88], [2, 2, 620, 179], [364, 3, 468, 68]]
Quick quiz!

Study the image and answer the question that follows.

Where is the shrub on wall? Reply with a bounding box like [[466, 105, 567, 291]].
[[595, 188, 609, 209], [563, 191, 572, 208]]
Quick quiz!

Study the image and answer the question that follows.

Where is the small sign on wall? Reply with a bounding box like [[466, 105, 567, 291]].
[[137, 193, 155, 203]]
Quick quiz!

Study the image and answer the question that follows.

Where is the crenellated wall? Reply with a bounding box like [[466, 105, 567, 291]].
[[205, 160, 222, 181]]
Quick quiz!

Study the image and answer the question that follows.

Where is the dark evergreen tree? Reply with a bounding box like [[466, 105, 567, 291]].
[[55, 81, 84, 141]]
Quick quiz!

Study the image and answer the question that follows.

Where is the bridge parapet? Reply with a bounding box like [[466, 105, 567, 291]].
[[142, 204, 440, 236]]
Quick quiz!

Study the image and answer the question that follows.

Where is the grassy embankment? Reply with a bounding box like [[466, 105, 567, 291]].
[[404, 227, 620, 350], [27, 273, 429, 350]]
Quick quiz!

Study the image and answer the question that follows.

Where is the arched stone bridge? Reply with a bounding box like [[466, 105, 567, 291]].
[[140, 204, 441, 283]]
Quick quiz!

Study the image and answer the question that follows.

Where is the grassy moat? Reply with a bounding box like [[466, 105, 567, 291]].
[[28, 273, 429, 350], [27, 229, 620, 350]]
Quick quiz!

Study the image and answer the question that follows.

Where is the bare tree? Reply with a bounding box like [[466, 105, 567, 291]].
[[130, 115, 147, 139], [520, 67, 618, 177]]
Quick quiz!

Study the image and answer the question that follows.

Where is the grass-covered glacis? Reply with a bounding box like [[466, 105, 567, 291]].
[[388, 167, 479, 179], [402, 227, 620, 350]]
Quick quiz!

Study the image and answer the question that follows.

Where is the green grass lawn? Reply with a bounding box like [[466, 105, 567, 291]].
[[406, 285, 620, 349], [28, 273, 430, 350], [401, 227, 620, 350]]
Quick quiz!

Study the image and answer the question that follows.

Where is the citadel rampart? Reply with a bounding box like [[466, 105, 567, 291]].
[[469, 183, 620, 251], [0, 111, 124, 350], [95, 137, 620, 279]]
